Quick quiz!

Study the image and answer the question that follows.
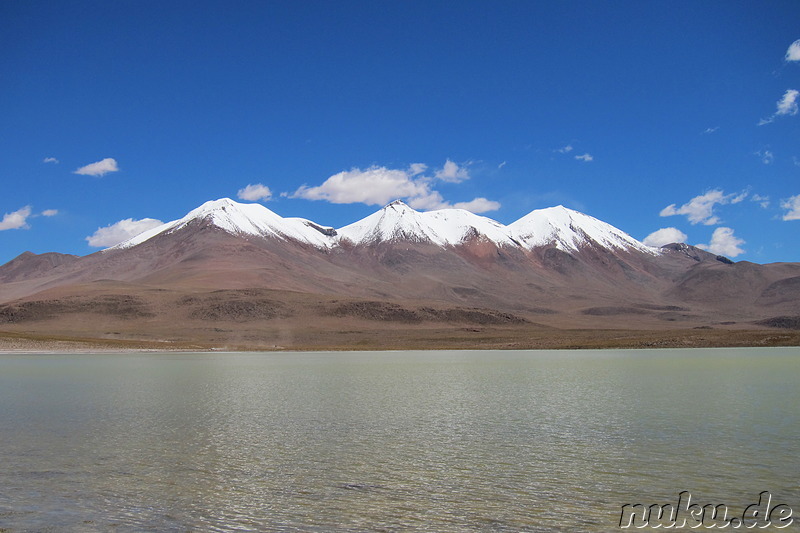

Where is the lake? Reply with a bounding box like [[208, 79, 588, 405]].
[[0, 348, 798, 531]]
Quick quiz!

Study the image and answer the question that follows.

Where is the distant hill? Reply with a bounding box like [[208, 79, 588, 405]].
[[1, 198, 798, 349]]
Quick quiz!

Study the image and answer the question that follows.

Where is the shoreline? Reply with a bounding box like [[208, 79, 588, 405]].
[[2, 327, 799, 354]]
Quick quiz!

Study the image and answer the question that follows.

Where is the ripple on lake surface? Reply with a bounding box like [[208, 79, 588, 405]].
[[0, 348, 798, 531]]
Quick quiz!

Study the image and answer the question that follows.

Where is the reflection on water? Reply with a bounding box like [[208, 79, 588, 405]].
[[0, 349, 798, 531]]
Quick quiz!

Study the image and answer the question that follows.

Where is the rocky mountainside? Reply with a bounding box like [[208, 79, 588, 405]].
[[1, 198, 798, 348], [0, 251, 80, 284]]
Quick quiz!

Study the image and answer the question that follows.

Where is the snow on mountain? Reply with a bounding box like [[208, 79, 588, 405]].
[[335, 200, 515, 247], [419, 207, 518, 246], [508, 205, 657, 254], [336, 201, 656, 254], [110, 198, 335, 250], [107, 198, 656, 255]]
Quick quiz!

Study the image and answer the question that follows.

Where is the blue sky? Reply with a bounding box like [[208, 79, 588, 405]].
[[2, 0, 799, 264]]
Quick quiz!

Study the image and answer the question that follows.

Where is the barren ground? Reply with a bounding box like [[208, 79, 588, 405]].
[[1, 279, 798, 354]]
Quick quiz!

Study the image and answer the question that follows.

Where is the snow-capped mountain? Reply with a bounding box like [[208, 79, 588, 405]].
[[109, 198, 656, 255], [336, 200, 515, 247], [508, 205, 656, 254], [111, 198, 336, 250], [6, 196, 800, 348]]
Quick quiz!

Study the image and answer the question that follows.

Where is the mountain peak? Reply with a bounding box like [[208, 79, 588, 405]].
[[106, 197, 653, 255], [509, 206, 656, 254], [529, 205, 577, 219], [337, 200, 432, 244], [383, 199, 416, 213], [202, 197, 238, 207], [339, 202, 514, 247], [210, 197, 238, 206], [188, 197, 253, 217], [111, 197, 334, 250]]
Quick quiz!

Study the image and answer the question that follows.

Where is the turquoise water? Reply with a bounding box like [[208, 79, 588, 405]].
[[0, 349, 798, 531]]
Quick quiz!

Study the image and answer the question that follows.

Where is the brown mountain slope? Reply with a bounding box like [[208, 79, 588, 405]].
[[0, 251, 80, 283], [1, 205, 799, 349]]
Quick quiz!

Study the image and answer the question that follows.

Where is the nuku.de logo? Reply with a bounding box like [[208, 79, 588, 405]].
[[619, 491, 793, 529]]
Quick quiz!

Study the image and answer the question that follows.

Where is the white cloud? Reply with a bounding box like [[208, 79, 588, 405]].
[[451, 197, 501, 213], [0, 206, 32, 231], [86, 218, 163, 247], [702, 127, 719, 134], [409, 163, 427, 176], [406, 190, 447, 210], [660, 189, 747, 225], [41, 209, 58, 217], [434, 159, 470, 183], [777, 90, 799, 115], [786, 40, 800, 62], [751, 194, 770, 208], [642, 227, 688, 247], [43, 157, 59, 164], [292, 166, 433, 206], [237, 183, 272, 202], [730, 191, 747, 204], [697, 227, 745, 257], [498, 161, 507, 169], [408, 194, 501, 213], [757, 150, 774, 164], [555, 145, 592, 161], [74, 157, 120, 177], [290, 163, 499, 213], [759, 89, 799, 125], [781, 195, 800, 221]]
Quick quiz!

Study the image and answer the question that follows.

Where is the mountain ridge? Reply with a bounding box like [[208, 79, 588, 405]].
[[108, 197, 661, 255], [1, 197, 799, 350]]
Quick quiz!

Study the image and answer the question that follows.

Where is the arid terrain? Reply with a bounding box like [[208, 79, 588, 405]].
[[1, 200, 799, 352]]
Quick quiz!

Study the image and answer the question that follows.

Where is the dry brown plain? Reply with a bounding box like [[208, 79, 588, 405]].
[[2, 284, 798, 352]]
